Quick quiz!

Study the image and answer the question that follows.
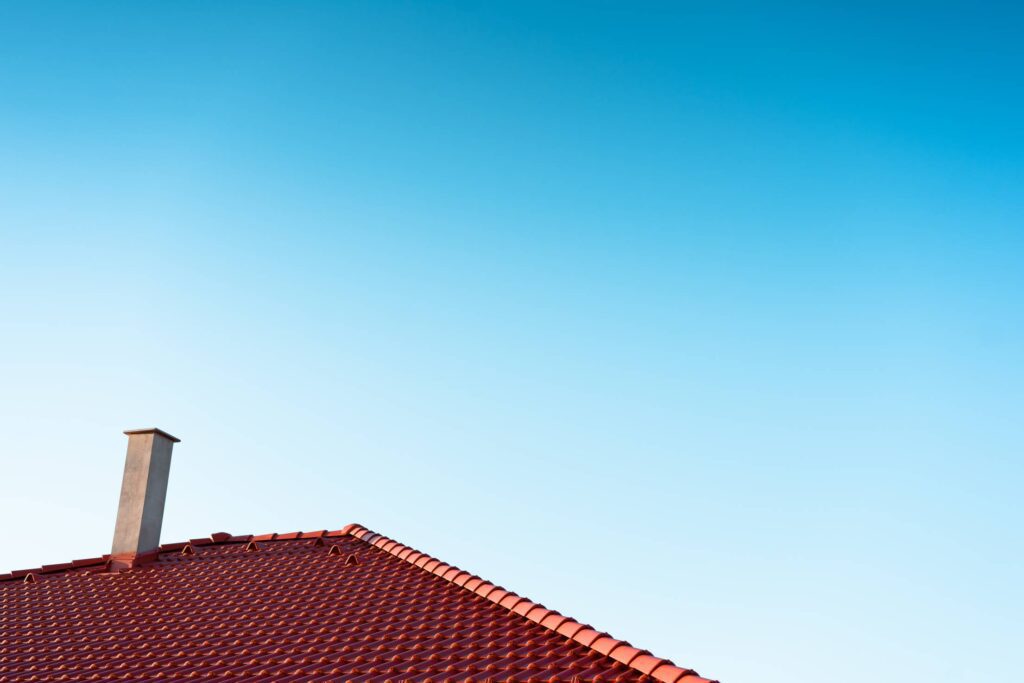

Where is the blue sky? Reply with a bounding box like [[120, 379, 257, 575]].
[[0, 2, 1021, 682]]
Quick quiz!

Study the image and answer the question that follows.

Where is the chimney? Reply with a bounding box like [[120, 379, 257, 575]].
[[110, 428, 180, 567]]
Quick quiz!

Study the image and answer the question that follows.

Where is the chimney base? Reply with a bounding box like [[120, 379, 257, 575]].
[[106, 549, 161, 572]]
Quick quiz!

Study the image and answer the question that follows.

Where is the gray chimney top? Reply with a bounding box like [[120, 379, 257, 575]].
[[123, 427, 181, 443]]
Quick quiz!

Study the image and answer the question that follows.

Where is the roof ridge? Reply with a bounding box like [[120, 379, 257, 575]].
[[342, 523, 716, 683], [0, 529, 346, 581]]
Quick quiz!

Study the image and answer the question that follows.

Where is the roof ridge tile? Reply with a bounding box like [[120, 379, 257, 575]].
[[337, 524, 716, 683]]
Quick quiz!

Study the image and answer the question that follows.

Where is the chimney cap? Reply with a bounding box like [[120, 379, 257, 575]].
[[123, 428, 181, 443]]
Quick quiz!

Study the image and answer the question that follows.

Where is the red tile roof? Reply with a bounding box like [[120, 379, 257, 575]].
[[0, 524, 716, 682]]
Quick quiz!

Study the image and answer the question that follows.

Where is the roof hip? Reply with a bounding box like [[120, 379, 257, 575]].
[[342, 523, 716, 683]]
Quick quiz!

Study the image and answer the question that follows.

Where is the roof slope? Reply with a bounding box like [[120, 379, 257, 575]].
[[0, 524, 715, 682]]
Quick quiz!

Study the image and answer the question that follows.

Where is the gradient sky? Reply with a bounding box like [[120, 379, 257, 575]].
[[1, 3, 1021, 682]]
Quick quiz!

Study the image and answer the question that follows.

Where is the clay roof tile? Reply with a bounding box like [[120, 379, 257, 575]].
[[0, 524, 712, 683]]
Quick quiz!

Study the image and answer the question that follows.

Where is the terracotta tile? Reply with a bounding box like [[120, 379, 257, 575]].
[[0, 525, 711, 682]]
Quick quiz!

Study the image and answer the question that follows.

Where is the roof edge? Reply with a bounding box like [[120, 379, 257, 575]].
[[342, 523, 717, 683]]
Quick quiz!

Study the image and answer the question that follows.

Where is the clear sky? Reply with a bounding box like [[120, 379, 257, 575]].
[[0, 2, 1021, 682]]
